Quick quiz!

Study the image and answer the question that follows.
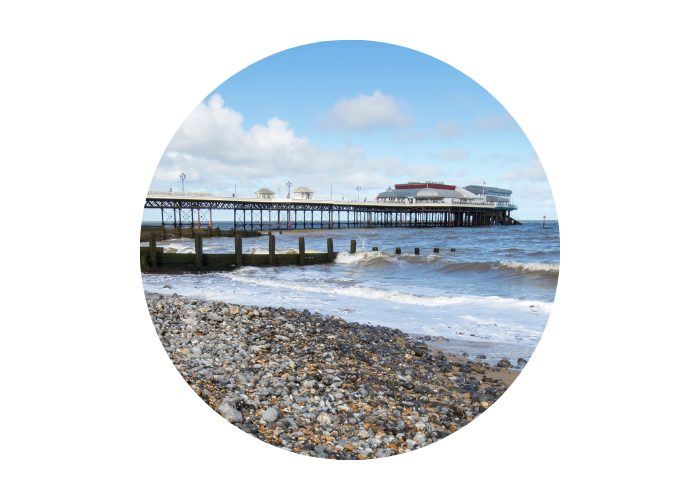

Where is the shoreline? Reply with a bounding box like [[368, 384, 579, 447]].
[[146, 290, 530, 379]]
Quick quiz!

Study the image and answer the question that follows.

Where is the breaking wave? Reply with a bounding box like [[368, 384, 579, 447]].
[[498, 261, 560, 273], [225, 272, 553, 313]]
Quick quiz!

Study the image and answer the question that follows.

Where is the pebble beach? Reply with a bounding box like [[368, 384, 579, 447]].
[[147, 291, 525, 460]]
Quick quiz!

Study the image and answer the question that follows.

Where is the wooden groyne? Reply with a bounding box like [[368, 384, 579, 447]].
[[140, 232, 464, 274], [140, 233, 339, 274], [140, 225, 261, 242]]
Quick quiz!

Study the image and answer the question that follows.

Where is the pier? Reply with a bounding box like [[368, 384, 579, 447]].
[[144, 191, 520, 231]]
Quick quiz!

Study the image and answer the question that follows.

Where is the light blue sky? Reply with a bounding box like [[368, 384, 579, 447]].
[[148, 41, 556, 220]]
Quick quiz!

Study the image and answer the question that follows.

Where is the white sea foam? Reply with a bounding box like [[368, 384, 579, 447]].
[[499, 260, 560, 273], [226, 273, 553, 313], [143, 273, 551, 345], [163, 243, 194, 254], [334, 250, 440, 266]]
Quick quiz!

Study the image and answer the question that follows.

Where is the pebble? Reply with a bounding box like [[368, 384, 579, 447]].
[[147, 297, 511, 460]]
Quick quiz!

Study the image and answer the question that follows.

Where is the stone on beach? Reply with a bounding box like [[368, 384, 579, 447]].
[[147, 296, 514, 460]]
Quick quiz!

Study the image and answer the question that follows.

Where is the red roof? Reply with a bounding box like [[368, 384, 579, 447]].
[[394, 183, 456, 190]]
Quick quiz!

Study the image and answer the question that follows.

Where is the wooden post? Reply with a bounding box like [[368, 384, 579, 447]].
[[350, 240, 357, 254], [396, 247, 401, 255], [327, 238, 334, 261], [269, 233, 275, 266], [235, 235, 242, 267], [434, 248, 439, 253], [207, 226, 212, 237], [195, 233, 203, 268], [415, 248, 420, 255], [299, 237, 305, 266], [148, 232, 158, 268], [215, 227, 220, 237]]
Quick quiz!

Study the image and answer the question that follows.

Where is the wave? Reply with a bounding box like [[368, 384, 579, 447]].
[[498, 261, 560, 273], [438, 261, 498, 274], [163, 243, 194, 254], [526, 250, 558, 257], [225, 273, 553, 313], [334, 250, 440, 267]]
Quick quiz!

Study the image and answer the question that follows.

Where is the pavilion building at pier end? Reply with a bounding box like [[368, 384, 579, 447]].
[[376, 181, 514, 207]]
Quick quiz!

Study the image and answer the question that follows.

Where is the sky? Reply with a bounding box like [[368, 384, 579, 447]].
[[148, 41, 557, 220]]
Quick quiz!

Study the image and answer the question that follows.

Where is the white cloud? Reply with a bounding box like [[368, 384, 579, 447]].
[[435, 149, 470, 161], [474, 113, 520, 131], [152, 94, 443, 198], [497, 158, 548, 183], [167, 94, 320, 169], [320, 90, 414, 132], [494, 156, 557, 218], [436, 120, 465, 139]]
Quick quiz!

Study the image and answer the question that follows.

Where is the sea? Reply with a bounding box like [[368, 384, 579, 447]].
[[141, 222, 559, 365]]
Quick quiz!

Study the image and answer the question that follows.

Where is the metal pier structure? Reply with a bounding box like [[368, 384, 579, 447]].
[[144, 191, 519, 231]]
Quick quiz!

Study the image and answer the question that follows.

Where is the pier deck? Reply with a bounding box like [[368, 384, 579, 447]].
[[144, 191, 520, 230]]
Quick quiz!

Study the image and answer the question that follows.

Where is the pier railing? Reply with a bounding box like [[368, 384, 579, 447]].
[[146, 190, 516, 209], [148, 190, 215, 197]]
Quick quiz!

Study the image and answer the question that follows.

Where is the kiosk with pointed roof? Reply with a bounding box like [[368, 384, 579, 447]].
[[292, 187, 314, 200], [255, 188, 275, 199]]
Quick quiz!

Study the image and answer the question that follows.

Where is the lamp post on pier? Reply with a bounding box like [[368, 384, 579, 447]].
[[356, 185, 361, 202], [180, 173, 186, 192], [286, 181, 292, 199]]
